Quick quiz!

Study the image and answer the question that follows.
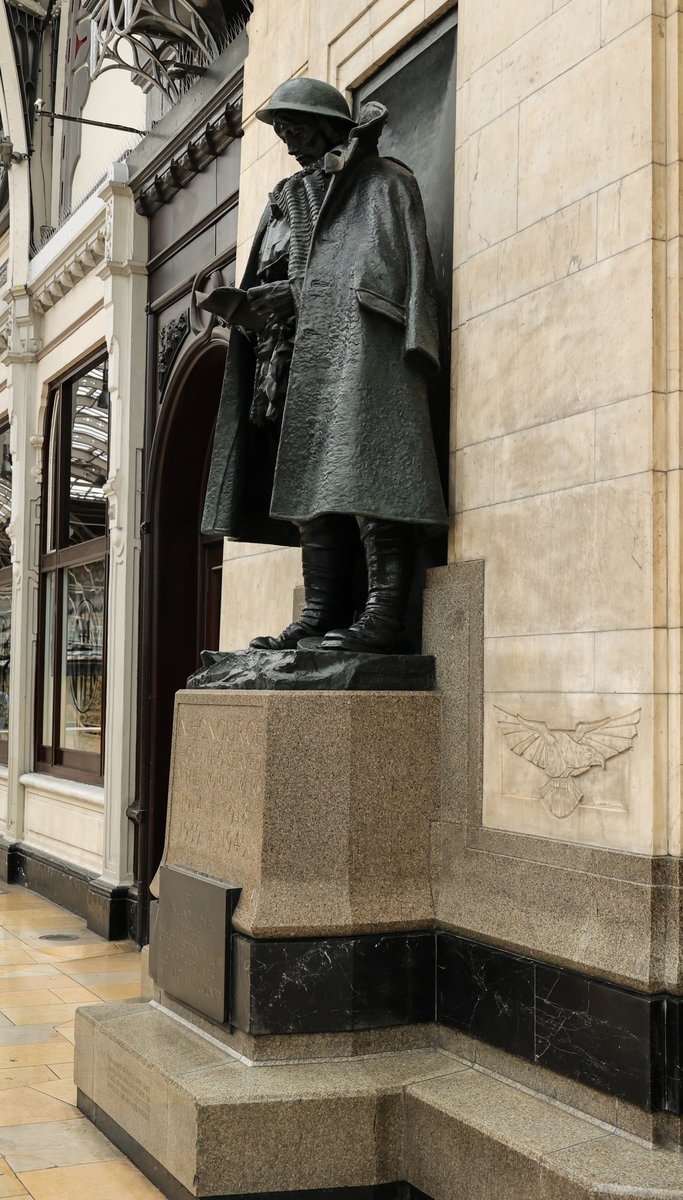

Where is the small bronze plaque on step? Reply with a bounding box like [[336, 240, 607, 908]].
[[151, 865, 240, 1023]]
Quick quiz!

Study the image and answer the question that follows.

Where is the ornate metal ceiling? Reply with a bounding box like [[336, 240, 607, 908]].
[[82, 0, 252, 102], [5, 0, 47, 148]]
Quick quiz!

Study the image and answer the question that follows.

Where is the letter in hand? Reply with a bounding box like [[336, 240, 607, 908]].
[[247, 282, 295, 324], [196, 287, 267, 332]]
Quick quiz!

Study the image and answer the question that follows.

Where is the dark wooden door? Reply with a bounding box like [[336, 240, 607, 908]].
[[133, 343, 227, 943]]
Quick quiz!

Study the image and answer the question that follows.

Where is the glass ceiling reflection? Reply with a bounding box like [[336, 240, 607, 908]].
[[71, 364, 108, 500], [69, 363, 109, 544], [0, 429, 11, 570]]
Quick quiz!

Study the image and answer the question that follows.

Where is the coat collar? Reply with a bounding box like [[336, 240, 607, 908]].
[[300, 101, 390, 279], [323, 101, 388, 176]]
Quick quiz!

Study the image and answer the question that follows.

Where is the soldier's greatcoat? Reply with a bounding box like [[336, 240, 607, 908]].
[[201, 104, 448, 542]]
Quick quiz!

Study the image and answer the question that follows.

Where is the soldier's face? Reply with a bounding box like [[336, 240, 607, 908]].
[[273, 113, 333, 166]]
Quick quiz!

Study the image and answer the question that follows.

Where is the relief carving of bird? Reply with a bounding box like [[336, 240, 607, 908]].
[[493, 708, 641, 818]]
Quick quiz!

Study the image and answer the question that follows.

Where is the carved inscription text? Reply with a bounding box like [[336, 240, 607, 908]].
[[166, 702, 265, 883], [105, 1054, 151, 1124]]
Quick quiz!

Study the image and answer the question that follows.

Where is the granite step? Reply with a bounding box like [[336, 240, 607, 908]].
[[75, 998, 683, 1199], [406, 1069, 683, 1199]]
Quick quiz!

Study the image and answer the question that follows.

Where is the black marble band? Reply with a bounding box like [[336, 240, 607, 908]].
[[438, 931, 680, 1114], [233, 931, 435, 1034], [0, 839, 128, 940], [230, 929, 683, 1113]]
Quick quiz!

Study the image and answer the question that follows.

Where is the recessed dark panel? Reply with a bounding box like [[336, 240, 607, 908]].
[[150, 161, 219, 260], [150, 227, 216, 302], [153, 865, 240, 1023], [215, 205, 240, 257], [216, 138, 241, 203]]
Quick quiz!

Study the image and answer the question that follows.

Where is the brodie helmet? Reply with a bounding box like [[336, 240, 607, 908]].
[[256, 78, 354, 128]]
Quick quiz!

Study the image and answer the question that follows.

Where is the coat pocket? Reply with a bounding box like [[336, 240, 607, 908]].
[[355, 287, 406, 327]]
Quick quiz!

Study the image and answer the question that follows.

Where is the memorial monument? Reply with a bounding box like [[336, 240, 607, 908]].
[[75, 81, 455, 1198], [75, 76, 683, 1200]]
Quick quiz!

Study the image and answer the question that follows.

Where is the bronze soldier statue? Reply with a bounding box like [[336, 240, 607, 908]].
[[201, 78, 448, 653]]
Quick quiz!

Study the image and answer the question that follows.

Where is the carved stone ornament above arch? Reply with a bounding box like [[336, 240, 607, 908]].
[[155, 255, 231, 398]]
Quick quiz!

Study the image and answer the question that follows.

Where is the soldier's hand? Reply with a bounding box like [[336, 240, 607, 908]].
[[247, 282, 295, 322]]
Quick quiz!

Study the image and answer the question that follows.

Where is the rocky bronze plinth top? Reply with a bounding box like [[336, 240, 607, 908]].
[[188, 646, 436, 691]]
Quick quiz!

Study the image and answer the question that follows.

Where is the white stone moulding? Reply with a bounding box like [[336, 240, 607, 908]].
[[18, 771, 104, 874], [23, 190, 112, 317]]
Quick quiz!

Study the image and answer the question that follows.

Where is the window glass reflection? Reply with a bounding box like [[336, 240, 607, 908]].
[[0, 425, 11, 569], [42, 572, 55, 746], [44, 400, 59, 553], [59, 561, 104, 754], [69, 363, 109, 545], [0, 579, 10, 746]]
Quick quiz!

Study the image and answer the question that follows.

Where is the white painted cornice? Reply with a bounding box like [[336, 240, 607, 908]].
[[27, 193, 107, 314], [25, 163, 146, 315]]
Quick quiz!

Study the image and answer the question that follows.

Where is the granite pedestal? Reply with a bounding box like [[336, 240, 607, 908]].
[[75, 635, 683, 1197], [153, 689, 440, 940]]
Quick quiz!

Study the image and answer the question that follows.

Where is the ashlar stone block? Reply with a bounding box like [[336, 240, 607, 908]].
[[518, 22, 652, 227]]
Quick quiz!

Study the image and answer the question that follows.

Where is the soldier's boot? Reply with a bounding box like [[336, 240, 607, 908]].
[[320, 518, 415, 654], [249, 515, 356, 650]]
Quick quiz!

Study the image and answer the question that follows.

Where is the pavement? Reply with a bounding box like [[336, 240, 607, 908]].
[[0, 882, 162, 1198]]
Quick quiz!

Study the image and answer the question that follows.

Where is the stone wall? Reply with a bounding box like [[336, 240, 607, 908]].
[[220, 543, 303, 650], [453, 0, 672, 862], [433, 0, 683, 992]]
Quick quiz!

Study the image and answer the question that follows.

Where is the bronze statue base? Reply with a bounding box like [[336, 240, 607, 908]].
[[187, 646, 435, 691]]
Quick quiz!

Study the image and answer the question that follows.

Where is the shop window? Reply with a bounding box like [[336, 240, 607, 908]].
[[36, 355, 109, 782], [0, 423, 12, 766]]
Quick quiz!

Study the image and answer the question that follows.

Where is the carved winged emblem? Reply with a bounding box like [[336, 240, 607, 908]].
[[494, 708, 641, 818]]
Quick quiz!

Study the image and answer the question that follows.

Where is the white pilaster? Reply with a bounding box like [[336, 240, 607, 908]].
[[96, 164, 147, 886], [3, 289, 42, 845]]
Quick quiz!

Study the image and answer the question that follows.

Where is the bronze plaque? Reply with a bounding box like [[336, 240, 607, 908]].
[[152, 865, 240, 1023]]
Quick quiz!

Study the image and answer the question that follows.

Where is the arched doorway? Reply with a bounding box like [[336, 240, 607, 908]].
[[132, 339, 227, 943]]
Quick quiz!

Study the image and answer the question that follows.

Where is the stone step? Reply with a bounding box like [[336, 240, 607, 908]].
[[75, 999, 683, 1200], [407, 1070, 683, 1199]]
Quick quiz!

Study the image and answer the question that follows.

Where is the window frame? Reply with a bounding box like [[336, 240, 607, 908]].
[[35, 351, 110, 784]]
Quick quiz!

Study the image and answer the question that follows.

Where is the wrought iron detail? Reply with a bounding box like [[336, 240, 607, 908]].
[[6, 2, 45, 148], [157, 309, 190, 393], [83, 0, 252, 102], [135, 99, 241, 215]]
